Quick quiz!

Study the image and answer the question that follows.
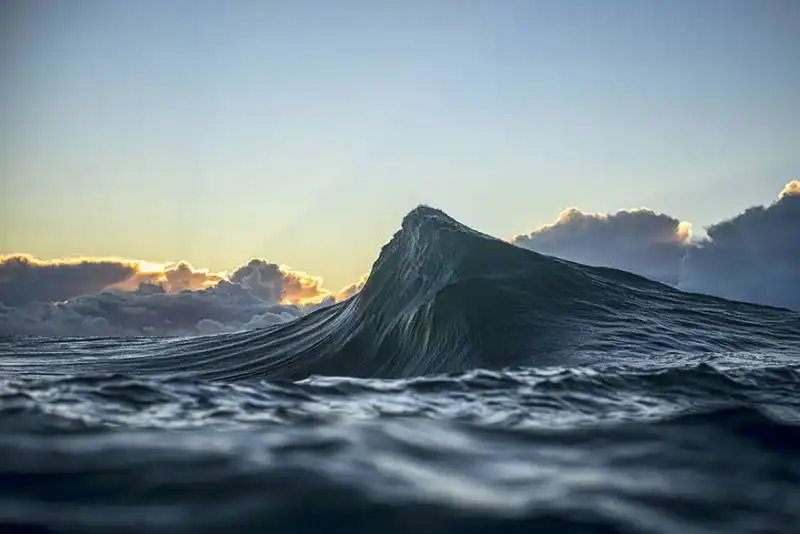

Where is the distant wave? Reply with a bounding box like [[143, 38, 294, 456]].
[[2, 206, 799, 381]]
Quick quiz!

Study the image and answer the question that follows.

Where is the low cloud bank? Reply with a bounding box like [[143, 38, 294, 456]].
[[0, 282, 306, 337], [513, 180, 800, 310], [0, 255, 138, 306], [512, 208, 691, 285], [0, 255, 353, 337]]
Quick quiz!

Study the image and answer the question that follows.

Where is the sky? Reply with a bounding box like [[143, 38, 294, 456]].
[[1, 0, 799, 291]]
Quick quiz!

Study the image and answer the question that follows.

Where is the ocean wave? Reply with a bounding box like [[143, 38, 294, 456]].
[[2, 207, 800, 534], [3, 207, 799, 383]]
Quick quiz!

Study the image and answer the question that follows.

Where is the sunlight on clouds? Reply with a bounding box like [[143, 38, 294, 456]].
[[511, 180, 799, 310], [0, 254, 333, 306], [779, 180, 799, 199], [2, 179, 798, 338], [336, 273, 370, 302], [110, 261, 225, 293], [0, 253, 147, 270], [135, 260, 170, 273], [514, 207, 692, 246], [676, 221, 693, 243], [280, 266, 331, 304]]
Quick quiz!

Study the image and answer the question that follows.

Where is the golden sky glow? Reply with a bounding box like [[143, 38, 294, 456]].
[[0, 253, 352, 306], [2, 180, 797, 307]]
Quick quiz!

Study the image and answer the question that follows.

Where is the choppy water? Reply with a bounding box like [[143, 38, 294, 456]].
[[2, 207, 799, 533]]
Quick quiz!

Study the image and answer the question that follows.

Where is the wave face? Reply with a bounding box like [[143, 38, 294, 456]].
[[5, 206, 799, 382], [1, 206, 799, 533]]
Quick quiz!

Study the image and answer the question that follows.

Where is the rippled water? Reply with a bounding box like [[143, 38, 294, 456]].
[[2, 208, 799, 533], [2, 346, 799, 534]]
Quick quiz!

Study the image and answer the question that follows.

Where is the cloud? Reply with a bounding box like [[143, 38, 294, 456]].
[[229, 259, 329, 305], [336, 273, 370, 301], [512, 208, 692, 285], [779, 180, 800, 199], [678, 182, 800, 309], [2, 180, 798, 337], [512, 181, 800, 310], [0, 255, 330, 305], [0, 256, 336, 337], [111, 261, 225, 293], [0, 254, 138, 306], [0, 281, 309, 337]]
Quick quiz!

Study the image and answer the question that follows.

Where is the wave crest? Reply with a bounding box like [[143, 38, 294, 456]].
[[3, 206, 799, 381]]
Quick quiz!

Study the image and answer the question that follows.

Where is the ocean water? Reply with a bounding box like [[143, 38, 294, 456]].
[[2, 207, 799, 534]]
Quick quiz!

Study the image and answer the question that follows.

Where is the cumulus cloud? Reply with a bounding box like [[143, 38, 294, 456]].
[[512, 208, 692, 285], [512, 181, 800, 310], [0, 254, 138, 305], [229, 259, 329, 304], [0, 255, 330, 305], [0, 281, 308, 337], [0, 255, 337, 337], [678, 182, 800, 309], [111, 261, 225, 293], [336, 273, 370, 301], [779, 180, 799, 199]]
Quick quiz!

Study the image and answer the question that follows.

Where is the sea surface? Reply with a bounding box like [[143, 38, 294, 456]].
[[2, 207, 799, 534]]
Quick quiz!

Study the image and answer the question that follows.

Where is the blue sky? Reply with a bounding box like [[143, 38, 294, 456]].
[[2, 0, 798, 290]]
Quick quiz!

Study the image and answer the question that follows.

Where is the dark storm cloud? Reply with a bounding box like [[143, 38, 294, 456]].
[[0, 255, 137, 305], [511, 208, 692, 285]]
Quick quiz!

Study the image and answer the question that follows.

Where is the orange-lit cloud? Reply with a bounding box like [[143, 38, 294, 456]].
[[336, 273, 370, 301], [227, 258, 331, 305], [110, 261, 225, 293], [676, 221, 693, 243], [281, 268, 330, 304], [0, 253, 342, 336], [0, 254, 333, 306], [779, 180, 799, 199]]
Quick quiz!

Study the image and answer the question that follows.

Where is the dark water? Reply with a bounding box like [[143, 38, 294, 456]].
[[2, 207, 799, 533]]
